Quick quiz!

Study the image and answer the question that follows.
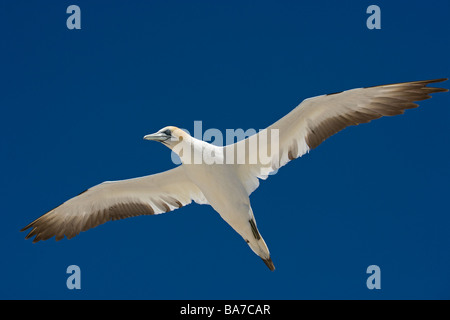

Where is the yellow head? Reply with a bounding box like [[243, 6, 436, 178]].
[[143, 126, 190, 150]]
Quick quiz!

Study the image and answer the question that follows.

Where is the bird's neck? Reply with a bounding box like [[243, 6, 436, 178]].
[[173, 136, 224, 165]]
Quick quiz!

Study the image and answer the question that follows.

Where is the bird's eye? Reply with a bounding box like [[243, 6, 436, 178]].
[[163, 129, 172, 136]]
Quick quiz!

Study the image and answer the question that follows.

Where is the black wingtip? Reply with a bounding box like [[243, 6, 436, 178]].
[[20, 223, 33, 233], [430, 78, 448, 82], [421, 78, 448, 83], [364, 78, 449, 89]]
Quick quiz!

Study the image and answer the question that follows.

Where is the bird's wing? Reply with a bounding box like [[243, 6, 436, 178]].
[[21, 165, 208, 242], [226, 78, 448, 195]]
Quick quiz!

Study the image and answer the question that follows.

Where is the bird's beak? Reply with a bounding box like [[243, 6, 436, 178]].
[[143, 132, 170, 142]]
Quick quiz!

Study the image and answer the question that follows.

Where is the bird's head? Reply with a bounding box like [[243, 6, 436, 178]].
[[143, 126, 189, 150]]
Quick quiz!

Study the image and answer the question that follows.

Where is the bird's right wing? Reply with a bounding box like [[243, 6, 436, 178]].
[[21, 165, 208, 242], [225, 78, 448, 195]]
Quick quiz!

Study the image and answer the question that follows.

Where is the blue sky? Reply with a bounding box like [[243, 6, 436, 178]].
[[1, 0, 449, 299]]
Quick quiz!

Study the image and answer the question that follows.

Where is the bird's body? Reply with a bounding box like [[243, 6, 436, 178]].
[[159, 134, 275, 268], [21, 79, 448, 271]]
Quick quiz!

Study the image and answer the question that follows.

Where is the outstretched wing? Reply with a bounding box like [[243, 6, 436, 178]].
[[21, 165, 207, 242], [226, 78, 448, 195]]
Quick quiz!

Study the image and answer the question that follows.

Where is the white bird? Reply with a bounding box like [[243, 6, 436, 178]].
[[22, 79, 448, 271]]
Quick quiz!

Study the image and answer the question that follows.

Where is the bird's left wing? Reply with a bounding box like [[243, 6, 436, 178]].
[[21, 165, 208, 242], [225, 78, 448, 195]]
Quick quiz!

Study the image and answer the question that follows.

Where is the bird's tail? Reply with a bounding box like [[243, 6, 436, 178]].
[[262, 256, 275, 271], [246, 218, 275, 271], [249, 236, 275, 271]]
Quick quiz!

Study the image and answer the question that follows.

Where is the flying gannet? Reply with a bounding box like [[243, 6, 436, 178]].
[[21, 78, 448, 271]]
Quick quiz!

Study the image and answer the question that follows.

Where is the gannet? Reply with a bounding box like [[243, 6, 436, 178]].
[[21, 79, 448, 271]]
